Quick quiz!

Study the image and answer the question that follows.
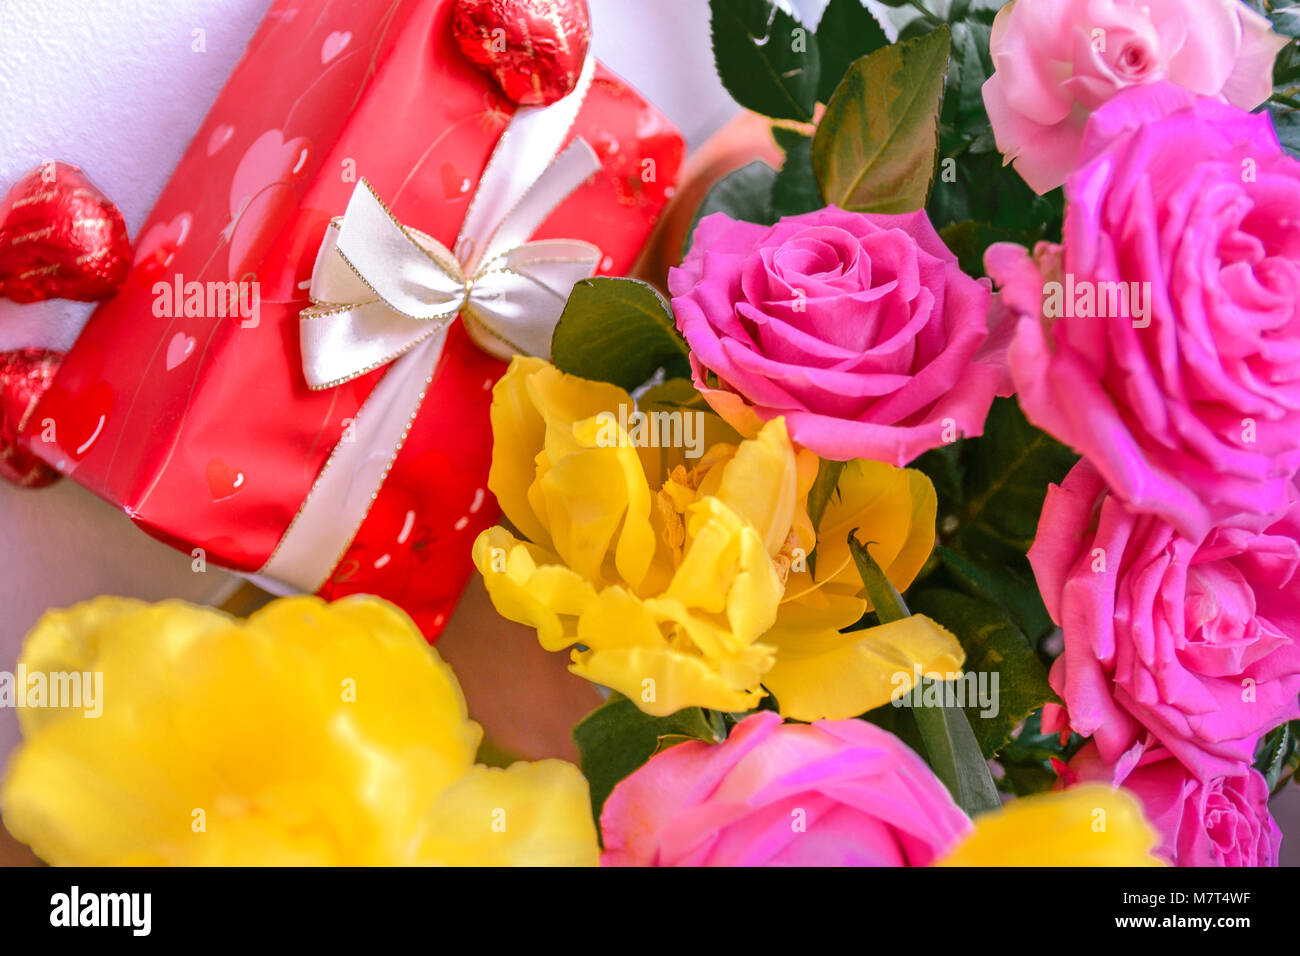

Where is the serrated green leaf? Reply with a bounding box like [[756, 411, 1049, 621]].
[[812, 25, 950, 213], [908, 587, 1060, 759], [573, 693, 726, 827], [771, 135, 823, 217], [951, 397, 1078, 565], [1254, 719, 1300, 792], [710, 0, 821, 121], [942, 20, 993, 142], [686, 160, 778, 256], [550, 278, 689, 391], [996, 707, 1085, 796], [814, 0, 890, 103], [935, 545, 1053, 642], [927, 148, 1063, 236], [911, 441, 963, 509], [937, 219, 1041, 278]]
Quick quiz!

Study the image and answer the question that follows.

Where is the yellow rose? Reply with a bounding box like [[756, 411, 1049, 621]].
[[938, 785, 1165, 866], [0, 596, 598, 866], [474, 357, 963, 720]]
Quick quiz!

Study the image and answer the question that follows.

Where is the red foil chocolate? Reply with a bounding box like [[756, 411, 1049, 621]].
[[452, 0, 592, 106], [0, 164, 131, 303], [0, 348, 64, 487]]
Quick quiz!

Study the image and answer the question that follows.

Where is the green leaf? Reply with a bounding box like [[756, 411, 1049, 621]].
[[908, 587, 1060, 759], [770, 125, 810, 152], [935, 545, 1053, 643], [686, 160, 778, 255], [1254, 719, 1300, 792], [847, 533, 1000, 815], [847, 532, 908, 623], [770, 135, 823, 217], [807, 459, 846, 533], [812, 25, 951, 213], [709, 0, 821, 121], [937, 219, 1041, 278], [805, 458, 845, 577], [927, 147, 1064, 237], [550, 278, 689, 391], [910, 441, 963, 509], [909, 681, 1003, 815], [941, 19, 994, 143], [996, 708, 1085, 796], [573, 693, 726, 827], [950, 397, 1078, 566], [814, 0, 890, 103]]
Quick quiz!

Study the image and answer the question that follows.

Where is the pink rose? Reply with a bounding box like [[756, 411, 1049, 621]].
[[669, 207, 1001, 466], [1067, 743, 1281, 867], [1032, 459, 1300, 780], [990, 86, 1300, 540], [983, 0, 1287, 193], [599, 711, 971, 866]]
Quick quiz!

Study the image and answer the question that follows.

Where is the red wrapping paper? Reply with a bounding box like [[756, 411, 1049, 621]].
[[22, 0, 683, 638]]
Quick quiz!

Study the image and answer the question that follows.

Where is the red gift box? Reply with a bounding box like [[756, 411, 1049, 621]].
[[22, 0, 683, 638]]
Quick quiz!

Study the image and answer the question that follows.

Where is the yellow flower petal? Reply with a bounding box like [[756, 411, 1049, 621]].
[[488, 356, 637, 552], [474, 360, 947, 723], [570, 645, 767, 716], [0, 595, 597, 866], [709, 418, 799, 557], [937, 785, 1165, 867], [661, 498, 783, 639], [632, 378, 740, 485], [419, 760, 599, 866], [473, 527, 597, 652], [808, 459, 938, 601], [763, 613, 965, 721]]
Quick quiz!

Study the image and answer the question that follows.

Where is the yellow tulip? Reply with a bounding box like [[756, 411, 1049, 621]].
[[938, 785, 1165, 866], [474, 357, 964, 720], [0, 596, 598, 866]]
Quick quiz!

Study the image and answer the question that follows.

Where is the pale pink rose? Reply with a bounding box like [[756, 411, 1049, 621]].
[[1067, 742, 1281, 867], [983, 0, 1287, 193], [1033, 459, 1300, 780], [990, 85, 1300, 540], [599, 711, 972, 866], [669, 207, 1002, 466]]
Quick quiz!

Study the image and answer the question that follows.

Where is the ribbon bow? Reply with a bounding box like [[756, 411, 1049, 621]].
[[298, 145, 601, 389], [254, 56, 601, 594]]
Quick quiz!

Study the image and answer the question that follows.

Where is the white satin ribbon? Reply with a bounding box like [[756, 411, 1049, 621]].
[[253, 55, 600, 594]]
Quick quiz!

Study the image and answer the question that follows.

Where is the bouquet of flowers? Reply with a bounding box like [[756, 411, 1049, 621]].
[[4, 0, 1300, 869]]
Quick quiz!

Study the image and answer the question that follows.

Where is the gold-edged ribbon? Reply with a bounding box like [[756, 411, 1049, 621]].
[[252, 55, 600, 594]]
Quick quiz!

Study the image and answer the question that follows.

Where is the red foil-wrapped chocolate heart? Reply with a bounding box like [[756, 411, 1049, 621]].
[[0, 163, 131, 303], [452, 0, 591, 107], [0, 348, 64, 487]]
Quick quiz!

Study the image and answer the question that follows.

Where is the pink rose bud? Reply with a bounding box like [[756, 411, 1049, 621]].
[[670, 207, 1004, 466], [983, 0, 1288, 194], [600, 711, 973, 867]]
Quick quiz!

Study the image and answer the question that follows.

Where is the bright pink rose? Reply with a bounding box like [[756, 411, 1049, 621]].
[[599, 711, 971, 866], [669, 207, 1001, 466], [983, 0, 1287, 193], [1033, 459, 1300, 780], [1067, 742, 1281, 867], [990, 86, 1300, 540]]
